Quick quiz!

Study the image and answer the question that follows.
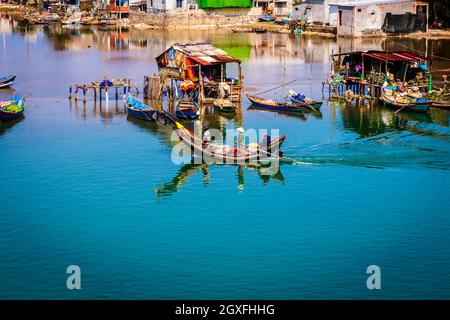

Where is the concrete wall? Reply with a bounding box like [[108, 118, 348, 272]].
[[333, 2, 419, 36], [130, 10, 258, 28]]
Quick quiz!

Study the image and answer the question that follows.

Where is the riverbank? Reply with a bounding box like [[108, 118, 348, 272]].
[[2, 4, 450, 39]]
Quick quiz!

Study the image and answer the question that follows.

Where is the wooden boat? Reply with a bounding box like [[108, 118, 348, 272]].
[[154, 111, 286, 164], [125, 96, 155, 121], [380, 91, 430, 113], [213, 98, 236, 113], [0, 74, 16, 88], [288, 90, 322, 110], [253, 28, 267, 33], [247, 94, 306, 112], [232, 27, 267, 33], [0, 96, 26, 122], [176, 99, 199, 120]]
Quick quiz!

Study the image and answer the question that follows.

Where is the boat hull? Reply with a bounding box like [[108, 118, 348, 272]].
[[289, 97, 322, 110], [127, 107, 155, 121], [0, 74, 16, 88], [247, 94, 304, 113], [176, 109, 199, 120], [381, 93, 430, 113], [0, 109, 24, 121], [125, 96, 156, 121]]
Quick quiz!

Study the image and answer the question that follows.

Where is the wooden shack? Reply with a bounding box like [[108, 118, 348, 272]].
[[155, 42, 243, 106], [325, 50, 432, 98]]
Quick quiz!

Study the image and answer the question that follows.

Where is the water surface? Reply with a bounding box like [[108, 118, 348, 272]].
[[1, 17, 450, 299]]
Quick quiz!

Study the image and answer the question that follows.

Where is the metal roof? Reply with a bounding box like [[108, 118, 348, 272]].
[[362, 51, 429, 61], [156, 42, 241, 66], [331, 50, 430, 61]]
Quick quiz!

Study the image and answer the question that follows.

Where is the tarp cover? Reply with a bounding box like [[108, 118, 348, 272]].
[[382, 13, 427, 34], [198, 0, 252, 8]]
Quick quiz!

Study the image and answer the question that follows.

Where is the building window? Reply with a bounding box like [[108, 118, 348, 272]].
[[176, 0, 183, 8], [357, 9, 361, 12]]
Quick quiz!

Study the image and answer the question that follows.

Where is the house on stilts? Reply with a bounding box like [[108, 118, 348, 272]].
[[154, 42, 243, 107]]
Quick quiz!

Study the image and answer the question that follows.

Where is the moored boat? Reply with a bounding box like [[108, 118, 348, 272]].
[[287, 90, 322, 110], [0, 74, 17, 88], [125, 96, 155, 121], [176, 99, 199, 120], [0, 95, 26, 122], [380, 90, 431, 113], [247, 94, 306, 113], [213, 99, 236, 113]]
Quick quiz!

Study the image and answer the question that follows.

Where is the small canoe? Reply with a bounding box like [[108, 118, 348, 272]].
[[247, 94, 305, 113], [288, 90, 322, 110], [0, 95, 26, 121], [380, 92, 430, 113], [154, 110, 286, 164], [0, 74, 16, 88], [176, 100, 199, 120], [213, 99, 236, 113], [125, 96, 155, 121]]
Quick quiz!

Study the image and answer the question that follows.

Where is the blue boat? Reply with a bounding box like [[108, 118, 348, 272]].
[[176, 99, 199, 120], [125, 96, 156, 121], [0, 95, 26, 121], [0, 74, 16, 88]]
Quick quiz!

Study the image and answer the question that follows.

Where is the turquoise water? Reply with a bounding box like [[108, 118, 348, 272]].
[[1, 20, 450, 299]]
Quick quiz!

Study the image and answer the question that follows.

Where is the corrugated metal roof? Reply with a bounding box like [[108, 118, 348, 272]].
[[363, 51, 429, 61], [332, 50, 430, 61], [157, 42, 241, 66], [329, 0, 419, 7]]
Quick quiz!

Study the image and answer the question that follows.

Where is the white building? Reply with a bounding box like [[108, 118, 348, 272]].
[[147, 0, 199, 12], [294, 0, 429, 36]]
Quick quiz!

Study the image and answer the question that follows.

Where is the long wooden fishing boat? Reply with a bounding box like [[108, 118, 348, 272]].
[[154, 111, 286, 164], [0, 95, 26, 122], [247, 94, 307, 112], [213, 98, 236, 113], [0, 74, 16, 88], [125, 96, 155, 121], [287, 90, 322, 110], [380, 92, 430, 113], [176, 99, 199, 120]]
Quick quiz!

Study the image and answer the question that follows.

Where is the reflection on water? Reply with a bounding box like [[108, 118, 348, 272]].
[[154, 162, 284, 198]]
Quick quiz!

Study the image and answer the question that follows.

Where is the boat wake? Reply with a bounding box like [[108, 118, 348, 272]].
[[284, 129, 450, 170]]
